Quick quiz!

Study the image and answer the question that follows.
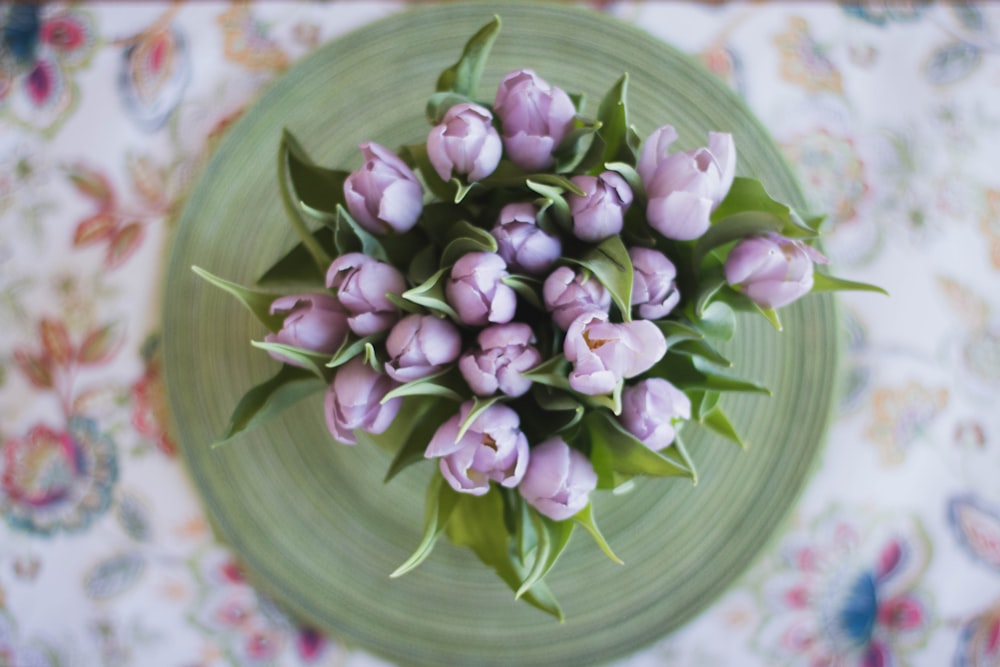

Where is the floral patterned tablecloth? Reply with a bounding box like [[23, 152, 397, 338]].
[[2, 2, 999, 666]]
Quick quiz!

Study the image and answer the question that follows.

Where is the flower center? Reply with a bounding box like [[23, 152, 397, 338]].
[[583, 329, 609, 351], [481, 434, 498, 451]]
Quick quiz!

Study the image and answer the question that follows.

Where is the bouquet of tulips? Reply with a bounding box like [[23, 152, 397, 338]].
[[195, 18, 880, 619]]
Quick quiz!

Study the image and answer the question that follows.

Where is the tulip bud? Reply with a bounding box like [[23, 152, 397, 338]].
[[542, 266, 612, 331], [343, 142, 424, 235], [326, 253, 406, 336], [493, 69, 576, 171], [425, 401, 530, 496], [518, 437, 597, 521], [458, 323, 542, 397], [384, 314, 462, 383], [724, 233, 828, 309], [446, 252, 517, 327], [568, 171, 633, 243], [491, 203, 562, 275], [563, 311, 667, 395], [324, 357, 401, 445], [637, 125, 735, 241], [620, 378, 690, 450], [264, 294, 349, 367], [628, 246, 680, 320], [427, 102, 502, 183]]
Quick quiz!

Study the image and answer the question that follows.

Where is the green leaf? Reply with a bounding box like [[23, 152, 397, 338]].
[[446, 488, 564, 620], [502, 275, 543, 309], [577, 74, 639, 173], [603, 161, 644, 197], [516, 511, 574, 599], [568, 235, 633, 320], [330, 205, 389, 262], [392, 475, 461, 577], [651, 353, 772, 395], [440, 220, 498, 266], [250, 340, 329, 379], [671, 431, 699, 485], [282, 128, 349, 216], [669, 338, 732, 368], [278, 132, 332, 271], [711, 176, 818, 241], [402, 143, 454, 202], [402, 267, 460, 320], [696, 301, 736, 341], [381, 367, 466, 403], [573, 503, 623, 565], [522, 354, 571, 391], [584, 411, 694, 489], [812, 272, 889, 296], [436, 16, 501, 97], [256, 228, 333, 289], [699, 404, 747, 448], [692, 211, 784, 269], [688, 390, 721, 421], [456, 396, 503, 441], [654, 319, 704, 348], [426, 91, 476, 125], [711, 177, 790, 224], [326, 333, 386, 369], [213, 365, 324, 447], [368, 396, 456, 483], [192, 266, 283, 332]]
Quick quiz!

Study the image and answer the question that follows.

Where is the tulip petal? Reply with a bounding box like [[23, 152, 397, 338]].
[[648, 190, 713, 241]]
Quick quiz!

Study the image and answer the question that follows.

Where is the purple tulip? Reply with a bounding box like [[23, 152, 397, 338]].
[[542, 266, 612, 331], [263, 294, 349, 367], [384, 314, 462, 383], [446, 252, 517, 327], [458, 323, 542, 397], [518, 437, 597, 521], [724, 233, 828, 309], [324, 357, 401, 445], [425, 401, 530, 496], [637, 125, 736, 241], [493, 69, 576, 171], [563, 311, 667, 395], [568, 171, 633, 243], [629, 247, 680, 320], [490, 203, 562, 275], [620, 378, 691, 450], [427, 102, 502, 183], [326, 253, 406, 336], [343, 142, 424, 235]]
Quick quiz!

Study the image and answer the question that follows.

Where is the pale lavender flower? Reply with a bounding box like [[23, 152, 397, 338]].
[[724, 233, 828, 309], [563, 311, 667, 395], [518, 437, 597, 521], [542, 266, 612, 331], [629, 246, 680, 320], [568, 171, 633, 243], [324, 357, 401, 445], [620, 378, 691, 450], [427, 102, 502, 182], [446, 252, 517, 327], [384, 314, 462, 383], [343, 142, 424, 235], [493, 69, 576, 171], [425, 401, 530, 496], [458, 323, 542, 397], [490, 202, 562, 275], [637, 125, 736, 241], [264, 294, 349, 367], [325, 253, 406, 336]]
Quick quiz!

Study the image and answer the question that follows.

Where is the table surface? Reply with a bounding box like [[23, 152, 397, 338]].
[[1, 3, 999, 666]]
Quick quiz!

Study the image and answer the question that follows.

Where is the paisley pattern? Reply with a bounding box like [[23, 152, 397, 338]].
[[1, 3, 999, 665], [1, 417, 117, 534]]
